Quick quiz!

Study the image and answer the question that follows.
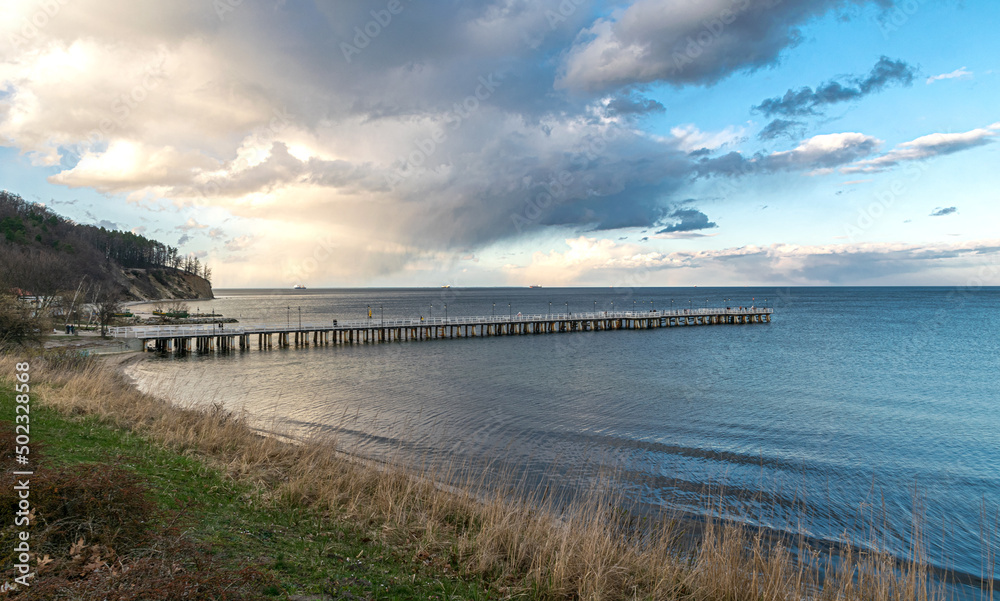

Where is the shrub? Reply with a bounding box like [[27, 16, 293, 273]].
[[0, 294, 45, 348], [28, 465, 157, 554]]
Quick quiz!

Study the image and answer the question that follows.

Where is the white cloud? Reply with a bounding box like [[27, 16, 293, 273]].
[[49, 141, 218, 193], [503, 236, 1000, 286], [926, 67, 973, 84], [766, 132, 881, 173], [224, 234, 258, 252], [177, 217, 208, 231], [843, 124, 1000, 174], [670, 124, 745, 152]]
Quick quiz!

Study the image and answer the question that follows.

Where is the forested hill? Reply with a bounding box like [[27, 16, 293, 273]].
[[0, 190, 213, 301]]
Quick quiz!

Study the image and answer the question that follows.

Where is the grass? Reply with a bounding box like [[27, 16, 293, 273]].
[[0, 350, 978, 600], [0, 354, 497, 599]]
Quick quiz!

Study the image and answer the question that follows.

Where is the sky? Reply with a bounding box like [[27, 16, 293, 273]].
[[1, 0, 999, 288]]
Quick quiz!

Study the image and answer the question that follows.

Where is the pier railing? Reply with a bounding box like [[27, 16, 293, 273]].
[[110, 307, 772, 340]]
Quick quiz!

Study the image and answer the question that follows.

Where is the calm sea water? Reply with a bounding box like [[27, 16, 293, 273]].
[[126, 287, 1000, 591]]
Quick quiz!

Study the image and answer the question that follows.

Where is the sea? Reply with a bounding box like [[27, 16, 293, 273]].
[[124, 286, 1000, 595]]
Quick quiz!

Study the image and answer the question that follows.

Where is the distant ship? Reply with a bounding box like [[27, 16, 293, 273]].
[[528, 284, 542, 288], [441, 284, 451, 288], [293, 284, 307, 290]]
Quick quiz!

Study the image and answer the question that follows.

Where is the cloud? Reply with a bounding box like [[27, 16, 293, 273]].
[[177, 234, 191, 246], [1, 0, 986, 286], [49, 141, 220, 193], [926, 67, 972, 84], [131, 226, 147, 235], [557, 0, 890, 92], [698, 132, 881, 176], [505, 236, 1000, 286], [95, 219, 118, 230], [603, 92, 665, 116], [842, 124, 1000, 173], [758, 119, 806, 141], [766, 133, 881, 172], [176, 217, 208, 231], [754, 57, 916, 117], [929, 206, 957, 217], [0, 0, 722, 272], [224, 234, 258, 252], [671, 124, 745, 152], [656, 208, 718, 234]]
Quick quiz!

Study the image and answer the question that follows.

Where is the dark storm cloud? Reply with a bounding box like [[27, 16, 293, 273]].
[[754, 57, 916, 117], [558, 0, 894, 92], [605, 92, 666, 116], [297, 0, 596, 120], [7, 0, 924, 284], [657, 208, 718, 233]]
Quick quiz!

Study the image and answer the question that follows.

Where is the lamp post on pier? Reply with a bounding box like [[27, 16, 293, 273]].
[[380, 304, 383, 326], [286, 306, 290, 328], [444, 303, 448, 322], [492, 302, 495, 317], [298, 307, 301, 329], [565, 301, 569, 315], [508, 303, 511, 320]]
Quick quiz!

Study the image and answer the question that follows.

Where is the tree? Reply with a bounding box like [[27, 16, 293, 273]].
[[92, 285, 123, 337], [0, 293, 44, 348]]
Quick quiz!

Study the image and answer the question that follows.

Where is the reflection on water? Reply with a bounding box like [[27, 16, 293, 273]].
[[126, 286, 1000, 593]]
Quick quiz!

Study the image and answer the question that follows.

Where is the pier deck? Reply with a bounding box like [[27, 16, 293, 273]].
[[111, 307, 773, 354]]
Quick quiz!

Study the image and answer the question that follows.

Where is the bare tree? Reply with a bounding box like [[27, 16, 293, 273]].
[[0, 246, 77, 313], [92, 285, 123, 337]]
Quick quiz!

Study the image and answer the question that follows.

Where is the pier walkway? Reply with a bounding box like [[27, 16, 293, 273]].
[[111, 307, 773, 354]]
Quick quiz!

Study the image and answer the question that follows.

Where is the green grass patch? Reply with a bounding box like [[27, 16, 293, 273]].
[[0, 375, 499, 599]]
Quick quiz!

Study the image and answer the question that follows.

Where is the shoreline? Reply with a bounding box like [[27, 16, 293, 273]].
[[3, 351, 989, 598], [112, 354, 995, 599]]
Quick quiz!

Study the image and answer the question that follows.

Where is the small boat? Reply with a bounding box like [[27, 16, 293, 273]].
[[528, 284, 542, 288], [293, 284, 307, 290], [441, 285, 451, 288]]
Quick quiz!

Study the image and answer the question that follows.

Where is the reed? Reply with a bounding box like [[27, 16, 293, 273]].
[[4, 353, 966, 600]]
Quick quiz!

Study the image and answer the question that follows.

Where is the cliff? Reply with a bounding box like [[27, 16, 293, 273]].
[[121, 267, 214, 301], [1, 190, 216, 302]]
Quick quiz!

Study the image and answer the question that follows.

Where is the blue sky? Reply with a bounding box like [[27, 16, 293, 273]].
[[1, 0, 998, 287]]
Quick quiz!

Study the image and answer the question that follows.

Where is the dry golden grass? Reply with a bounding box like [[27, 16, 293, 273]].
[[6, 353, 960, 601]]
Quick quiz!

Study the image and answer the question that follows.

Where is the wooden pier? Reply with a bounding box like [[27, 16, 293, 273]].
[[111, 308, 773, 355]]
